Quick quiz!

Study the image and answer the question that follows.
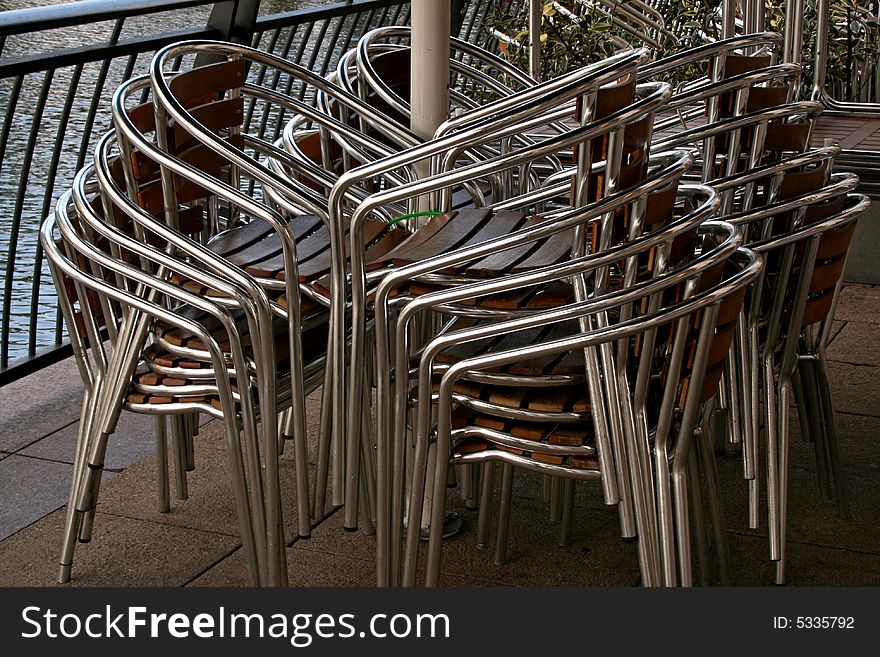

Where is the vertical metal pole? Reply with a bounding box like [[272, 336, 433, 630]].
[[204, 0, 261, 43], [409, 0, 451, 540], [721, 0, 737, 40], [410, 0, 451, 142], [529, 0, 542, 81], [783, 0, 805, 65], [197, 0, 261, 67], [743, 0, 764, 35], [813, 0, 830, 102]]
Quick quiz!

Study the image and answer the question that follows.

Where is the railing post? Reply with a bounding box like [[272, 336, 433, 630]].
[[451, 0, 468, 36], [204, 0, 261, 44]]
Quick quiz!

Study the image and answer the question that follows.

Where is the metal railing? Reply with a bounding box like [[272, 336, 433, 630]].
[[0, 0, 477, 385]]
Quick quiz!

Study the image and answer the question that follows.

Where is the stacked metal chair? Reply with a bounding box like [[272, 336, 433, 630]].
[[43, 36, 417, 585], [43, 171, 276, 585], [324, 49, 675, 580], [41, 21, 871, 590], [401, 229, 762, 586], [331, 45, 769, 586], [710, 146, 868, 583], [145, 40, 444, 539]]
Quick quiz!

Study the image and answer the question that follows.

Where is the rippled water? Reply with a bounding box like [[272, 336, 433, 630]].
[[0, 0, 333, 363]]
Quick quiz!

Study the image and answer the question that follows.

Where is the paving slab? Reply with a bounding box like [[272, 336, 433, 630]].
[[727, 532, 880, 587], [292, 470, 641, 588], [0, 507, 241, 587], [0, 454, 89, 542], [833, 283, 880, 323], [0, 357, 83, 453], [19, 410, 157, 471], [843, 203, 880, 285], [825, 320, 880, 366], [788, 410, 880, 476], [824, 361, 880, 416], [98, 437, 310, 542]]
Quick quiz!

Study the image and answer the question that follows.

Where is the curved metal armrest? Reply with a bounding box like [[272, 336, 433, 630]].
[[652, 100, 823, 153], [638, 32, 783, 80]]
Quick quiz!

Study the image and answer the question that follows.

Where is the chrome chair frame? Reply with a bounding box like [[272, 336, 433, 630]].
[[146, 40, 437, 526], [325, 48, 653, 535], [368, 149, 706, 584], [407, 234, 762, 585], [107, 83, 316, 585], [44, 184, 272, 585], [336, 72, 666, 560], [725, 180, 868, 584]]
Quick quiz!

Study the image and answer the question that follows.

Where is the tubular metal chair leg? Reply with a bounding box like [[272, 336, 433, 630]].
[[402, 431, 433, 586], [283, 408, 313, 540], [670, 450, 689, 587], [59, 399, 96, 582], [156, 416, 170, 513], [172, 418, 189, 501], [463, 463, 480, 510], [558, 478, 575, 548], [799, 359, 832, 499], [189, 413, 200, 441], [713, 373, 731, 454], [477, 461, 495, 549], [358, 404, 377, 537], [775, 379, 793, 585], [549, 476, 562, 521], [493, 462, 515, 566], [58, 507, 84, 583], [697, 418, 731, 586], [686, 446, 711, 586], [77, 502, 96, 544], [345, 319, 380, 533], [747, 323, 762, 529], [733, 314, 753, 475], [77, 432, 110, 544], [183, 415, 195, 472], [791, 366, 813, 444], [657, 433, 679, 587], [723, 346, 743, 455], [815, 355, 851, 519], [278, 408, 290, 457], [312, 368, 335, 522], [765, 358, 782, 564], [359, 466, 377, 537], [360, 381, 378, 532]]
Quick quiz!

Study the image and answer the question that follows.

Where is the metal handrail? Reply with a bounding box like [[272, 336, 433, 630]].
[[0, 0, 213, 36]]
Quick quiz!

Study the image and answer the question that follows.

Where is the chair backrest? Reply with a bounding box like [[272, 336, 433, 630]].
[[341, 25, 538, 125], [641, 32, 817, 213], [736, 181, 869, 361], [147, 40, 423, 221], [44, 179, 261, 420]]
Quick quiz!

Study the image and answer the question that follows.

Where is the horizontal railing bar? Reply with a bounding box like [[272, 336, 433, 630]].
[[256, 0, 408, 30], [0, 27, 221, 78], [0, 342, 74, 387], [0, 0, 216, 37]]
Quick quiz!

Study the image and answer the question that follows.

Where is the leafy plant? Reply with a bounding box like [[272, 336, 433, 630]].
[[484, 0, 880, 103]]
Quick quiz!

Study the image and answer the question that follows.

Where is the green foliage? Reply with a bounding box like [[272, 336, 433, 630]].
[[484, 0, 880, 103]]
